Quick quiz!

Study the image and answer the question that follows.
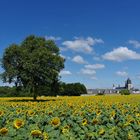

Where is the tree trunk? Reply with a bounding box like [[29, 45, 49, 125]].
[[33, 86, 37, 100], [33, 93, 37, 100]]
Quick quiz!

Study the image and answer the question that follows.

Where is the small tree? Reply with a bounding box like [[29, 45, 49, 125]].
[[120, 89, 130, 95], [1, 35, 65, 100]]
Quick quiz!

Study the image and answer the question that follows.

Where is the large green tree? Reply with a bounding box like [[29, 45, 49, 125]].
[[1, 35, 65, 100]]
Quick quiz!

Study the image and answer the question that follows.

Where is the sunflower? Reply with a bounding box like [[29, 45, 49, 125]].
[[135, 113, 140, 117], [51, 117, 60, 127], [61, 125, 69, 134], [13, 119, 24, 129], [128, 132, 134, 140], [92, 118, 98, 125], [0, 128, 8, 135], [0, 111, 4, 117], [110, 110, 116, 118], [27, 110, 35, 116], [99, 128, 105, 135], [82, 119, 88, 126], [48, 111, 53, 115], [31, 130, 42, 137], [16, 109, 22, 114], [43, 132, 49, 140], [96, 110, 101, 116]]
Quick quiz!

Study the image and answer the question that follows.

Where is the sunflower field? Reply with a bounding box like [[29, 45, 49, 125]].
[[0, 95, 140, 140]]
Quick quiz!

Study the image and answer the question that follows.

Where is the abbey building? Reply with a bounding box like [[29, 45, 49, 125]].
[[86, 78, 140, 95]]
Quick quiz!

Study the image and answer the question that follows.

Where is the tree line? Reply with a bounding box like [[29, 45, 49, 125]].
[[0, 35, 87, 99], [0, 82, 87, 97]]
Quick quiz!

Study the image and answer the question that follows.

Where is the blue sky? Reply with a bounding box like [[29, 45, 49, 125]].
[[0, 0, 140, 88]]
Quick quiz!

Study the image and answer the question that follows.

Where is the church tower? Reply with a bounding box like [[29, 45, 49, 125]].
[[125, 78, 132, 90]]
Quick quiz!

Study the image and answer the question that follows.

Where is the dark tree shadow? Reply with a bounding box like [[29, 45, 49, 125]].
[[7, 98, 62, 102]]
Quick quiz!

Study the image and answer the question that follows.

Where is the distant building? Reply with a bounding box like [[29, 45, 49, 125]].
[[115, 78, 133, 90], [85, 78, 140, 95]]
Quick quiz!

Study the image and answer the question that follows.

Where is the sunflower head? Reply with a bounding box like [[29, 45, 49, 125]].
[[27, 110, 35, 116], [0, 128, 8, 135], [99, 128, 105, 135], [110, 110, 116, 118], [48, 111, 53, 115], [14, 119, 24, 129], [92, 118, 98, 125], [135, 113, 140, 117], [96, 110, 101, 116], [31, 130, 42, 138], [16, 109, 22, 114], [0, 111, 4, 117], [51, 117, 60, 127], [43, 132, 49, 140], [61, 125, 70, 134], [82, 118, 88, 126], [128, 132, 134, 140]]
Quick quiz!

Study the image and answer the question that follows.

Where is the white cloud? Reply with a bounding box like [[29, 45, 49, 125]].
[[85, 64, 105, 69], [81, 68, 96, 75], [72, 55, 87, 64], [62, 37, 104, 53], [128, 40, 140, 48], [45, 36, 61, 41], [102, 47, 140, 62], [60, 70, 72, 75], [116, 71, 128, 77]]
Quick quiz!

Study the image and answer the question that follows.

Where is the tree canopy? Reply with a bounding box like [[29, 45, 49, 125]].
[[60, 82, 87, 96], [1, 35, 65, 99]]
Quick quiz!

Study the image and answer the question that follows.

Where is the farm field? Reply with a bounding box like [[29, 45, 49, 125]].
[[0, 95, 140, 140]]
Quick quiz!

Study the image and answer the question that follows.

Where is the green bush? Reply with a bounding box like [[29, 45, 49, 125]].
[[96, 92, 105, 96], [120, 89, 130, 95], [60, 82, 87, 96]]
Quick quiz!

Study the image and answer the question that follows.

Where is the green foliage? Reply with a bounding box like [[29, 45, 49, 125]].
[[60, 82, 87, 96], [96, 92, 105, 96], [0, 86, 16, 97], [0, 86, 32, 97], [120, 89, 131, 95], [0, 95, 139, 139], [1, 35, 65, 99]]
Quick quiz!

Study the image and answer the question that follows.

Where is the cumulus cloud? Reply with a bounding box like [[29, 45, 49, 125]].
[[102, 47, 140, 62], [85, 64, 105, 69], [81, 68, 96, 75], [62, 37, 104, 53], [60, 70, 72, 75], [72, 55, 87, 64], [45, 36, 61, 41], [116, 71, 128, 77], [128, 40, 140, 48]]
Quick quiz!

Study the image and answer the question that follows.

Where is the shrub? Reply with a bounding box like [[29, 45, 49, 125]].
[[120, 89, 130, 95], [60, 82, 87, 96], [96, 93, 105, 96]]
